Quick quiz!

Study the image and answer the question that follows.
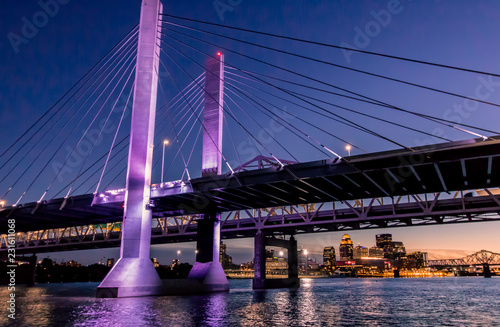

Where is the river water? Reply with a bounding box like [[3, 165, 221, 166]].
[[0, 278, 499, 326]]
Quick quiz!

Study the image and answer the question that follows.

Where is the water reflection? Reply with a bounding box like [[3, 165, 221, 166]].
[[1, 278, 499, 326], [72, 297, 160, 326], [189, 293, 228, 326]]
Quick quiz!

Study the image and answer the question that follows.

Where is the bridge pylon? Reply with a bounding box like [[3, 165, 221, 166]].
[[186, 54, 229, 292], [97, 0, 163, 298]]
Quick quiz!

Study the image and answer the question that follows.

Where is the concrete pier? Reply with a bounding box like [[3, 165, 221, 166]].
[[253, 232, 300, 289]]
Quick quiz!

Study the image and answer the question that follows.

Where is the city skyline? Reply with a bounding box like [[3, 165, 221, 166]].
[[35, 222, 499, 266]]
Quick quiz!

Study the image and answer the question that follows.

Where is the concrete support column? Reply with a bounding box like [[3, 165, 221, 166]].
[[97, 0, 163, 298], [195, 213, 219, 263], [287, 236, 298, 279], [252, 231, 266, 289], [187, 212, 229, 292], [483, 263, 492, 278]]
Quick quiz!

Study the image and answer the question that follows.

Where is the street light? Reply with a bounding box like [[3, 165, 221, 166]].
[[345, 145, 351, 156], [304, 249, 308, 275], [161, 140, 169, 183], [0, 201, 5, 208], [279, 251, 284, 257], [177, 250, 181, 261]]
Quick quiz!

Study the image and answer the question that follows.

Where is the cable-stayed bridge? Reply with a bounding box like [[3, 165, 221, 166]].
[[1, 0, 500, 296]]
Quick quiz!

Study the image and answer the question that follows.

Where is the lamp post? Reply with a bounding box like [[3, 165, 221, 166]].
[[161, 140, 169, 183], [304, 249, 308, 275], [0, 201, 4, 208], [345, 145, 351, 156]]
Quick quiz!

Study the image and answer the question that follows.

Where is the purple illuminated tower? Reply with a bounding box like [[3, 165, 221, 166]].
[[97, 0, 163, 298], [186, 53, 229, 292]]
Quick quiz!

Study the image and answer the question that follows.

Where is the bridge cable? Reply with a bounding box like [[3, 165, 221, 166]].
[[161, 28, 494, 141], [222, 108, 243, 170], [68, 75, 206, 196], [0, 29, 139, 176], [2, 45, 138, 204], [56, 136, 129, 198], [224, 80, 365, 155], [63, 59, 137, 199], [41, 53, 137, 201], [158, 37, 327, 161], [181, 125, 204, 181], [159, 20, 500, 111], [223, 85, 340, 157], [226, 67, 500, 137], [159, 34, 409, 152], [0, 24, 139, 161], [94, 81, 135, 195], [159, 39, 298, 167], [226, 71, 451, 142], [159, 15, 500, 78], [222, 99, 264, 159], [71, 82, 203, 195], [157, 44, 239, 175], [0, 34, 138, 194], [156, 59, 198, 180], [15, 51, 138, 204]]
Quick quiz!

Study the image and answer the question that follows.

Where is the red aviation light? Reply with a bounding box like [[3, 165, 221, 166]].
[[217, 52, 221, 56]]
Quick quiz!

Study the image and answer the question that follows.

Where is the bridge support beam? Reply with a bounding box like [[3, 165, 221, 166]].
[[253, 232, 300, 289], [97, 0, 163, 298], [483, 263, 492, 278]]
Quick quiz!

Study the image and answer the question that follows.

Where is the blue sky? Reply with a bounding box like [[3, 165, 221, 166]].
[[1, 0, 500, 264]]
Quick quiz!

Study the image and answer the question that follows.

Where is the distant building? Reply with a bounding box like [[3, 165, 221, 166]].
[[266, 257, 288, 274], [323, 247, 336, 269], [106, 258, 115, 267], [353, 245, 369, 259], [220, 241, 234, 269], [376, 234, 392, 247], [374, 234, 406, 260], [340, 234, 354, 261], [383, 241, 406, 259], [402, 251, 428, 269], [369, 246, 384, 258], [151, 258, 160, 268]]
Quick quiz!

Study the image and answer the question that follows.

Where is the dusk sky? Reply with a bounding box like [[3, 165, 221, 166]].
[[1, 0, 500, 265]]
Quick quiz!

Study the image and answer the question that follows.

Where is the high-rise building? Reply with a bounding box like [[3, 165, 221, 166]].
[[220, 241, 233, 269], [383, 241, 406, 259], [353, 244, 369, 259], [339, 234, 354, 261], [368, 246, 384, 258], [323, 247, 336, 268], [376, 234, 392, 247]]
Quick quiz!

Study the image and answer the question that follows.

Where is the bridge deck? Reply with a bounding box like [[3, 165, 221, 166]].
[[1, 136, 499, 234]]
